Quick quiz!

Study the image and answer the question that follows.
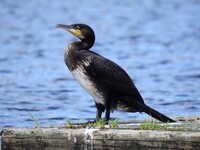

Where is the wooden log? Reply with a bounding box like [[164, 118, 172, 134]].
[[1, 126, 200, 150]]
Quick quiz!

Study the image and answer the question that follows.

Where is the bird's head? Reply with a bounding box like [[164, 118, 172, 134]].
[[56, 23, 95, 42]]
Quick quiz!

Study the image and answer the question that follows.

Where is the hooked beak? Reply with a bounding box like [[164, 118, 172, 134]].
[[56, 24, 73, 31], [56, 24, 83, 39]]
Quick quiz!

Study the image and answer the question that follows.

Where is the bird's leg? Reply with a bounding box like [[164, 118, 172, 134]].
[[83, 104, 104, 124], [95, 103, 105, 121], [96, 107, 103, 120], [104, 109, 110, 123]]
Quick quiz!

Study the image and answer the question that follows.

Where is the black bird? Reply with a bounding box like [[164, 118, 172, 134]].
[[56, 23, 175, 123]]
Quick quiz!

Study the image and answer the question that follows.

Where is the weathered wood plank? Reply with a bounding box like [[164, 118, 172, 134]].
[[1, 127, 200, 150]]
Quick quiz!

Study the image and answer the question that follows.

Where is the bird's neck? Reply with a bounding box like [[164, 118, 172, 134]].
[[64, 40, 94, 70], [68, 39, 94, 51]]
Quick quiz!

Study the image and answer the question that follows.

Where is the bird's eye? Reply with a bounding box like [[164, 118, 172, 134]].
[[76, 26, 80, 29]]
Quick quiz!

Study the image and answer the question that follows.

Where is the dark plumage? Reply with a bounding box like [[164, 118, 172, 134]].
[[56, 23, 175, 123]]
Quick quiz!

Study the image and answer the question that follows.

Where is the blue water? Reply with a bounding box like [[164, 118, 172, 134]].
[[0, 0, 200, 132]]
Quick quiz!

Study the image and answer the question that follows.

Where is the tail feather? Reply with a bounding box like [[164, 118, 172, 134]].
[[117, 97, 176, 123], [140, 104, 176, 123]]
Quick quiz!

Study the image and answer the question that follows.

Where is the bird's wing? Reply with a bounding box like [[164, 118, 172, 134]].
[[81, 50, 144, 103]]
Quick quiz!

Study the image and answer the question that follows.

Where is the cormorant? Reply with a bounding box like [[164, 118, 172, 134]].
[[56, 23, 175, 123]]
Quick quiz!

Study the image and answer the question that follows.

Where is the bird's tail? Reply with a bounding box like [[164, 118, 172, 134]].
[[140, 103, 176, 123], [117, 97, 176, 123]]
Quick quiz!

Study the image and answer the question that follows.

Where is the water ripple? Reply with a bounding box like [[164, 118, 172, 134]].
[[0, 0, 200, 131]]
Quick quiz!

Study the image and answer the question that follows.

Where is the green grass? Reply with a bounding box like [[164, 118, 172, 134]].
[[139, 118, 168, 130], [110, 118, 119, 128], [65, 119, 106, 128], [66, 120, 77, 128], [139, 118, 196, 131], [28, 112, 40, 128], [66, 120, 74, 126], [89, 119, 107, 127], [65, 118, 120, 128], [89, 118, 119, 128]]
